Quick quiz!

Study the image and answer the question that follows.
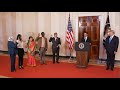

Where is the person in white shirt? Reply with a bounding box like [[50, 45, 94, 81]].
[[16, 34, 24, 69]]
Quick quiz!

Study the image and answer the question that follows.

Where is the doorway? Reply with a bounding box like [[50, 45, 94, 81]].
[[78, 16, 100, 61]]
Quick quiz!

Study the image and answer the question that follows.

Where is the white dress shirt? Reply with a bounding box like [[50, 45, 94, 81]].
[[110, 35, 114, 40], [84, 36, 87, 42], [41, 37, 45, 48], [17, 40, 24, 48]]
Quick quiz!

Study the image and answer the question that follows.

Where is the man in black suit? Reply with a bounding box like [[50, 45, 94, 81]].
[[8, 36, 17, 72], [81, 32, 91, 43], [81, 32, 91, 63], [105, 30, 119, 71], [49, 33, 61, 64]]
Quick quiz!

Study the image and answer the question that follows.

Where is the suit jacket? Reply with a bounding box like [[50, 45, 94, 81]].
[[8, 41, 17, 55], [105, 35, 119, 53], [49, 37, 61, 50], [35, 36, 40, 42], [37, 37, 48, 50], [81, 37, 91, 43]]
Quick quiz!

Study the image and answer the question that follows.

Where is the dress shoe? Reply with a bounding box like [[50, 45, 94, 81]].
[[111, 68, 114, 71], [106, 67, 109, 70], [11, 70, 16, 72], [56, 61, 60, 63], [44, 63, 47, 65], [19, 66, 22, 69]]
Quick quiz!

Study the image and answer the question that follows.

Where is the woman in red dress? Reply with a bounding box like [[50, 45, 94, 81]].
[[27, 36, 36, 67]]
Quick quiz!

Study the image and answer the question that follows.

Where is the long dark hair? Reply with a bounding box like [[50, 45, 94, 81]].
[[29, 36, 34, 41], [17, 34, 22, 41]]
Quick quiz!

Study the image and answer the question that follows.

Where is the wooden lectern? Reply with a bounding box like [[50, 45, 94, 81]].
[[75, 42, 90, 68]]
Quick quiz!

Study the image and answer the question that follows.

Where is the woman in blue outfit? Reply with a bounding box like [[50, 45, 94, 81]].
[[8, 36, 17, 72]]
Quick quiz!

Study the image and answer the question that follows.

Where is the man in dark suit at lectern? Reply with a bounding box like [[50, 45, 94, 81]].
[[105, 30, 119, 71], [81, 32, 91, 63]]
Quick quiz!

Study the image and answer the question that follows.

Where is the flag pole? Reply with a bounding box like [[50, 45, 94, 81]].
[[67, 12, 72, 62], [68, 48, 73, 62], [69, 48, 72, 60], [69, 12, 71, 61]]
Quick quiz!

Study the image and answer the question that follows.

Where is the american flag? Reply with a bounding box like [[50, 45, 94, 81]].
[[103, 12, 111, 48], [103, 12, 111, 36], [66, 14, 74, 49], [102, 12, 111, 59]]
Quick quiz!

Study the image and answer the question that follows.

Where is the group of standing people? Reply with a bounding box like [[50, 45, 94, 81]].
[[8, 32, 61, 72], [35, 32, 61, 64], [7, 29, 119, 72]]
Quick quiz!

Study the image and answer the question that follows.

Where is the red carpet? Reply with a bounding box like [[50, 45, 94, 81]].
[[0, 55, 120, 78]]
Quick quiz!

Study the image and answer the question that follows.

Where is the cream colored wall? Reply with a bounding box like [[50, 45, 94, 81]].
[[0, 12, 16, 51], [37, 12, 51, 54], [0, 12, 120, 60], [51, 12, 68, 56]]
